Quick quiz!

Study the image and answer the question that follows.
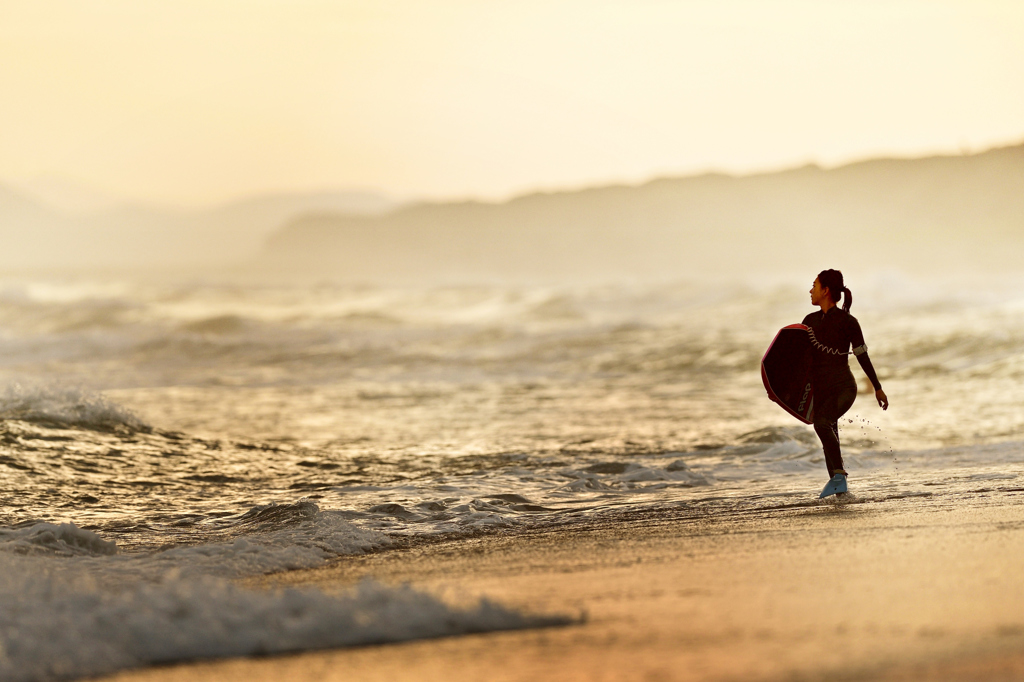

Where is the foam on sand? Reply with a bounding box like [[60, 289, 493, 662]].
[[0, 556, 567, 682]]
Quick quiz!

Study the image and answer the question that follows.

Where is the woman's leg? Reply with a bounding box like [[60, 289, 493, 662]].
[[813, 377, 858, 478], [813, 414, 845, 478]]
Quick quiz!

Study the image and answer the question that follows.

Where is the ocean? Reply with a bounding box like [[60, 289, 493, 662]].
[[1, 272, 1023, 681]]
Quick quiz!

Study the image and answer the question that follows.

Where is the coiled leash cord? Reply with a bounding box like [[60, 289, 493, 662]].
[[806, 327, 867, 356]]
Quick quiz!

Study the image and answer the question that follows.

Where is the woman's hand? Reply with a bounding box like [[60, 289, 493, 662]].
[[876, 389, 888, 410]]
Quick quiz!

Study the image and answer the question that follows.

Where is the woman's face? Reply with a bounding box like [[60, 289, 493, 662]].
[[809, 278, 828, 306]]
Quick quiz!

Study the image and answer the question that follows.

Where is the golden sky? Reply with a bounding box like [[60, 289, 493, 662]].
[[1, 0, 1022, 207]]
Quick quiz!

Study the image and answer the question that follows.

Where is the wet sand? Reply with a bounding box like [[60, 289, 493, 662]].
[[98, 490, 1024, 682]]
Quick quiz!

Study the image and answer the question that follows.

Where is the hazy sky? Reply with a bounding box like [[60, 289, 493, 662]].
[[2, 0, 1022, 207]]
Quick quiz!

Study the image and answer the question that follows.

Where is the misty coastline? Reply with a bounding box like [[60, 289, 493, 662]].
[[2, 142, 1022, 282]]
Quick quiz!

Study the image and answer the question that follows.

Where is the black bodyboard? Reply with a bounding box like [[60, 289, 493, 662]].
[[761, 324, 814, 424]]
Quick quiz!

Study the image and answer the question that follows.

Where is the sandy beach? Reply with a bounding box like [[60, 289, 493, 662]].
[[94, 487, 1024, 682]]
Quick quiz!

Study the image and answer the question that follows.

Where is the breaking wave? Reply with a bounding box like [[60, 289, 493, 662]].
[[0, 383, 148, 432], [0, 522, 118, 558]]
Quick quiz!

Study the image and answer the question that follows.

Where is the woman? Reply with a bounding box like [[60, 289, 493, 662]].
[[804, 269, 888, 498]]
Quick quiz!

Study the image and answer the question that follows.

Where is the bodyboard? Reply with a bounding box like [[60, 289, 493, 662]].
[[761, 324, 814, 424]]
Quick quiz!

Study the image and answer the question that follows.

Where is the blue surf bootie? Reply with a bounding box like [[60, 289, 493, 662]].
[[819, 473, 848, 498]]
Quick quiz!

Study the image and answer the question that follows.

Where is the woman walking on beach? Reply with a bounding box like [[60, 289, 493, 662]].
[[804, 269, 888, 498]]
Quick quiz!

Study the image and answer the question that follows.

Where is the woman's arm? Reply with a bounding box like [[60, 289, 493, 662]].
[[850, 317, 888, 409], [855, 352, 888, 409]]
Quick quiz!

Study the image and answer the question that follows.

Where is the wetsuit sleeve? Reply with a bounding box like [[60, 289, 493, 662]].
[[849, 317, 882, 391], [856, 354, 882, 391]]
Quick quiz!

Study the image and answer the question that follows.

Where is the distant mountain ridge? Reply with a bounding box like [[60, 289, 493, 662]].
[[259, 143, 1024, 281]]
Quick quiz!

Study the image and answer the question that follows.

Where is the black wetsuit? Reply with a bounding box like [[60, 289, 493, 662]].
[[801, 307, 882, 477]]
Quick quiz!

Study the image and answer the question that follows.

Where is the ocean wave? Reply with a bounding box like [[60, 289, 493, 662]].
[[739, 425, 820, 445], [0, 522, 117, 557], [147, 505, 392, 578], [556, 460, 710, 491], [229, 499, 321, 529], [0, 558, 566, 682], [0, 502, 390, 578], [0, 383, 148, 432], [180, 313, 252, 335]]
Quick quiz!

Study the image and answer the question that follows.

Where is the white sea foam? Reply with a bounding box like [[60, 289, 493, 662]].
[[0, 555, 562, 682]]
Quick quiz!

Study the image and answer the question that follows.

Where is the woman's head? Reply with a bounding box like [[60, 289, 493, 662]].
[[813, 269, 852, 312]]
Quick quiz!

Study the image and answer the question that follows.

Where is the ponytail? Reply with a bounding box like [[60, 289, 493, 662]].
[[817, 269, 853, 312]]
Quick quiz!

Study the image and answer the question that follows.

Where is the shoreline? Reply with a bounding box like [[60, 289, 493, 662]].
[[98, 489, 1024, 682]]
